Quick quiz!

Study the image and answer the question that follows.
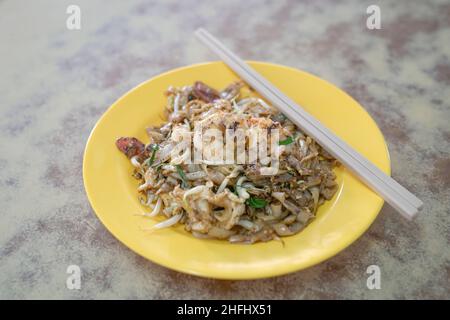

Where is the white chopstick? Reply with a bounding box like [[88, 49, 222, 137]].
[[197, 29, 422, 212], [195, 28, 423, 220], [195, 29, 422, 219], [196, 29, 423, 209]]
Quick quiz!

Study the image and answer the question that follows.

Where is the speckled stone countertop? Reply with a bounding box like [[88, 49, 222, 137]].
[[0, 0, 449, 299]]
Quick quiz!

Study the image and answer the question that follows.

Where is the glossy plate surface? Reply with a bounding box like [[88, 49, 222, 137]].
[[83, 61, 390, 279]]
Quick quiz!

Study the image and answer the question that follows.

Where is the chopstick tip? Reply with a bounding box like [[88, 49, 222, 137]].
[[194, 28, 206, 37]]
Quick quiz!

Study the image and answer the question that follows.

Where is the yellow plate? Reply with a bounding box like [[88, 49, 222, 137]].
[[83, 61, 390, 279]]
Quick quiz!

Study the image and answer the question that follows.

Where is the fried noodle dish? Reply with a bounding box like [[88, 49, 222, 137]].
[[116, 81, 339, 244]]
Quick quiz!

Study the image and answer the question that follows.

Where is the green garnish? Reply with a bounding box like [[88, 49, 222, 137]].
[[144, 144, 159, 166], [279, 136, 294, 145], [175, 165, 189, 188], [154, 163, 164, 172], [246, 197, 267, 208]]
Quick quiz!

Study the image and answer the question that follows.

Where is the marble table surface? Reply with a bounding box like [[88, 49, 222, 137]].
[[0, 0, 449, 299]]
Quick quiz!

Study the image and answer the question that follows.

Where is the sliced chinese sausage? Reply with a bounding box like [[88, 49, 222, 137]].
[[193, 81, 220, 102], [115, 137, 145, 158]]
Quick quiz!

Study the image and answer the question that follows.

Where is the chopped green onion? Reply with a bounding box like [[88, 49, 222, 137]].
[[175, 165, 189, 188], [154, 163, 164, 172], [245, 197, 267, 209], [144, 144, 159, 166], [279, 136, 294, 145]]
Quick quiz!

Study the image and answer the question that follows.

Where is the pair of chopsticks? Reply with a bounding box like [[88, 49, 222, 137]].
[[195, 28, 423, 220]]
